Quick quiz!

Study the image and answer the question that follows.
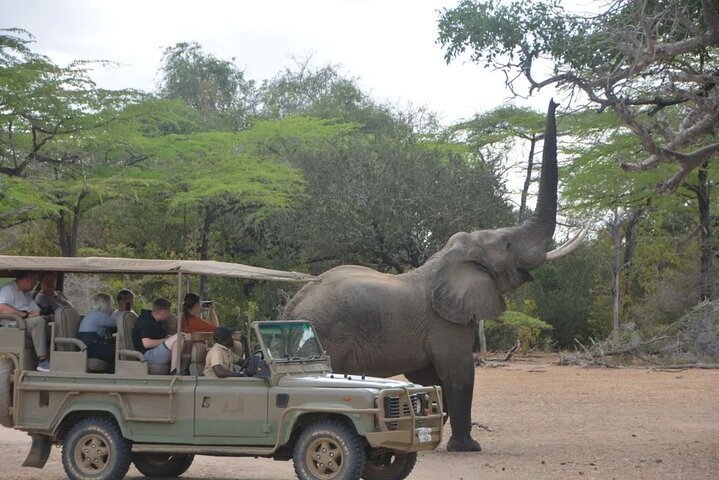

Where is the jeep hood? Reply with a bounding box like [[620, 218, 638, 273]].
[[277, 373, 414, 390]]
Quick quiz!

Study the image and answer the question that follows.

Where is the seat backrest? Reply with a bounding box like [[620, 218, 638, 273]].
[[117, 311, 139, 352], [54, 306, 82, 352], [189, 342, 208, 376], [232, 340, 243, 358]]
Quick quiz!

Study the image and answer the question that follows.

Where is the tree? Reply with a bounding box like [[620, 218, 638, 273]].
[[158, 41, 256, 129], [438, 0, 719, 192], [258, 57, 366, 119], [284, 128, 513, 273], [451, 106, 554, 223], [0, 29, 149, 254]]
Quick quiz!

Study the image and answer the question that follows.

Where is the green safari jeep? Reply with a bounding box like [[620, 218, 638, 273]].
[[0, 257, 443, 480]]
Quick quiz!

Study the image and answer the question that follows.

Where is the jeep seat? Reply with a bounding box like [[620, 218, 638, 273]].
[[189, 342, 208, 376], [114, 311, 148, 375], [52, 306, 108, 373]]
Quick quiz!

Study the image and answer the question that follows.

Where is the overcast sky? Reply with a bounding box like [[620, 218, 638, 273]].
[[2, 0, 557, 125]]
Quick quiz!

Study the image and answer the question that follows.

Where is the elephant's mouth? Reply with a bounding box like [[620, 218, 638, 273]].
[[472, 261, 495, 279]]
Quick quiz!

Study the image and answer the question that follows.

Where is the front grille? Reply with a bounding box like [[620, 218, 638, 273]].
[[383, 394, 421, 430]]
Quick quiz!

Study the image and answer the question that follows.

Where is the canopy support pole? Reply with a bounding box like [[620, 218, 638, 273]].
[[174, 271, 183, 376]]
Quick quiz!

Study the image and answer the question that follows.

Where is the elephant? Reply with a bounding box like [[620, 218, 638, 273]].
[[283, 100, 583, 452]]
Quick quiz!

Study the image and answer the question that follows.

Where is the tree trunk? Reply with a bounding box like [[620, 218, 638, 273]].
[[518, 135, 537, 224], [56, 190, 88, 257], [697, 162, 713, 301], [199, 207, 213, 299], [612, 208, 622, 331], [477, 319, 487, 357]]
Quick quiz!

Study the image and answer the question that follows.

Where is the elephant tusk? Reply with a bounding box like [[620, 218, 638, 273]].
[[545, 226, 590, 261]]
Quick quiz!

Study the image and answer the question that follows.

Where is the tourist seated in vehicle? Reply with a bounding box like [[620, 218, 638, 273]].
[[78, 293, 117, 372], [0, 272, 49, 371], [111, 288, 135, 323], [132, 298, 188, 374], [204, 326, 245, 378], [182, 292, 219, 333], [34, 271, 73, 316]]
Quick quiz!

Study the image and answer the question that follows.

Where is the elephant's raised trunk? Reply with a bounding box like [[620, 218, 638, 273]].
[[514, 99, 559, 268]]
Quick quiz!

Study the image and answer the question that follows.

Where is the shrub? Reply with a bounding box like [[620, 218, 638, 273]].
[[485, 310, 553, 351]]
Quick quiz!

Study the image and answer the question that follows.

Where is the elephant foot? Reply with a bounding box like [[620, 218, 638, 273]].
[[447, 435, 482, 452]]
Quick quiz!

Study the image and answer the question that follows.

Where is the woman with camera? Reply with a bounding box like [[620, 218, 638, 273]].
[[181, 292, 219, 333]]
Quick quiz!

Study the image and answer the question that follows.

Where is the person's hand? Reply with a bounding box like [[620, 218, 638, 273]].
[[209, 303, 216, 313], [182, 332, 191, 342], [28, 309, 40, 317]]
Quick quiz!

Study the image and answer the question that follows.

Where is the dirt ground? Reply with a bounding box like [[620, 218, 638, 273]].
[[2, 356, 718, 479]]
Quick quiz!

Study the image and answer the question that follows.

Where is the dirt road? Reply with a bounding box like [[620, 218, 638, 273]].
[[2, 359, 717, 479]]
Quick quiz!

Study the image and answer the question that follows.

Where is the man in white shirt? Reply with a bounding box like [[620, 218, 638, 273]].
[[0, 272, 50, 371]]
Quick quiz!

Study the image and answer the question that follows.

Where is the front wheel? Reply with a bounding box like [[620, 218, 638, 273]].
[[61, 417, 131, 480], [362, 450, 417, 480], [293, 419, 366, 480], [133, 453, 194, 477]]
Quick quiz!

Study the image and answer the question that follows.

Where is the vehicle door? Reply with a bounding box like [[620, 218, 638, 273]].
[[194, 376, 270, 443], [193, 328, 270, 443]]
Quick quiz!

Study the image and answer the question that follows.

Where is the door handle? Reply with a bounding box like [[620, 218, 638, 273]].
[[202, 396, 211, 408]]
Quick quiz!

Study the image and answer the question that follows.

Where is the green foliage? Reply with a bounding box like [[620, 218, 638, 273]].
[[158, 41, 255, 129], [512, 242, 603, 347], [485, 310, 552, 351]]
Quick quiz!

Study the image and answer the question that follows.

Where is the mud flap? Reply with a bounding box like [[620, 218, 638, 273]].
[[22, 434, 52, 469]]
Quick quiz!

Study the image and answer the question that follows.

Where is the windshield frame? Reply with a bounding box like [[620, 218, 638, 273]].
[[254, 321, 326, 363]]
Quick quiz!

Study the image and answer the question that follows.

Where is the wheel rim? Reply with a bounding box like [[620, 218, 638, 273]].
[[74, 433, 110, 474], [306, 437, 343, 479]]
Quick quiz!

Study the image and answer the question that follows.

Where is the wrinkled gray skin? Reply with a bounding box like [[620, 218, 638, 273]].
[[284, 101, 560, 452]]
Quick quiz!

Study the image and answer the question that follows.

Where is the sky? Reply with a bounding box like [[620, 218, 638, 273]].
[[2, 0, 557, 125]]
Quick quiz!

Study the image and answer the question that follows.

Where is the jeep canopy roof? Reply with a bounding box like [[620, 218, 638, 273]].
[[0, 255, 316, 282]]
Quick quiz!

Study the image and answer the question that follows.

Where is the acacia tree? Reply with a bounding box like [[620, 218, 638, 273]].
[[0, 29, 149, 254], [439, 0, 719, 301], [439, 0, 719, 190]]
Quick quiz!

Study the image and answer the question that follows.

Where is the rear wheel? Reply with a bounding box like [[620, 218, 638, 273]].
[[133, 453, 194, 477], [293, 419, 366, 480], [362, 450, 417, 480], [62, 417, 131, 480], [0, 358, 14, 428]]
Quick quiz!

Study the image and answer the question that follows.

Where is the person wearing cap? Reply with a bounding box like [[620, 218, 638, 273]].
[[204, 326, 244, 378]]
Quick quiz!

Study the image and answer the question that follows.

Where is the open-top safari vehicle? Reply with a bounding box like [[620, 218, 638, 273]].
[[0, 255, 443, 480]]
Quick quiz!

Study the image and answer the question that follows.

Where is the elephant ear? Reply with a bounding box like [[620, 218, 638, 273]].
[[430, 246, 506, 324]]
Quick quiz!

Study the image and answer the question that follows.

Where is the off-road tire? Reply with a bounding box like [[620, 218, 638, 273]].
[[293, 419, 366, 480], [61, 417, 131, 480], [361, 451, 417, 480], [133, 453, 195, 477], [0, 358, 14, 428]]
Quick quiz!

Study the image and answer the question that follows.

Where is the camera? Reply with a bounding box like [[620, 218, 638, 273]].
[[200, 300, 213, 307]]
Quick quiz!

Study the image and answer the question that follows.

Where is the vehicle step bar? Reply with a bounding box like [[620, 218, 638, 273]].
[[132, 443, 276, 456]]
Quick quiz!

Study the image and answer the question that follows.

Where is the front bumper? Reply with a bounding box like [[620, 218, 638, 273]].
[[365, 385, 443, 451]]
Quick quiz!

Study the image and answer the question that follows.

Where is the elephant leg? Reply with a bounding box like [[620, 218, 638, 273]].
[[432, 352, 481, 452], [405, 366, 449, 424]]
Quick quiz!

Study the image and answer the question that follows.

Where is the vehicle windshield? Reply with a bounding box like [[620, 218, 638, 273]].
[[258, 322, 324, 361]]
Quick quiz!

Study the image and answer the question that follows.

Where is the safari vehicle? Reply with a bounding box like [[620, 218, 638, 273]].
[[0, 255, 443, 480]]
